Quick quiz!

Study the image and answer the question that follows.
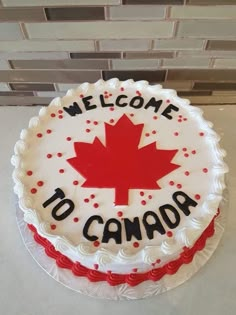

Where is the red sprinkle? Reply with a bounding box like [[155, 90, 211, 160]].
[[47, 154, 52, 159], [109, 93, 112, 97], [177, 183, 182, 189], [66, 137, 71, 141], [50, 224, 56, 230], [86, 119, 91, 124], [203, 168, 208, 173], [117, 211, 123, 217], [59, 169, 64, 174], [179, 115, 183, 118], [148, 195, 152, 199], [185, 171, 190, 176], [109, 119, 114, 123], [167, 231, 173, 237], [73, 180, 79, 185], [133, 242, 139, 248], [84, 198, 89, 203], [46, 129, 52, 134], [80, 94, 84, 98], [104, 91, 108, 94], [153, 116, 158, 120], [27, 170, 33, 176], [37, 133, 42, 138], [50, 113, 56, 118], [178, 119, 182, 122], [184, 118, 187, 121], [152, 130, 157, 134], [199, 132, 204, 136], [169, 181, 174, 186], [37, 181, 44, 187], [105, 95, 109, 99], [58, 110, 63, 114], [58, 115, 63, 119], [174, 132, 179, 136], [93, 121, 98, 125], [130, 113, 134, 117], [195, 194, 201, 200], [141, 200, 146, 206], [93, 241, 100, 248], [166, 99, 170, 103], [90, 194, 95, 199], [73, 217, 79, 223], [120, 87, 124, 91], [145, 133, 150, 137], [156, 259, 161, 264], [93, 203, 99, 209], [182, 147, 187, 152], [132, 268, 138, 273], [109, 107, 114, 111], [94, 264, 99, 270], [57, 152, 62, 157], [140, 191, 144, 196], [86, 128, 90, 133], [192, 150, 196, 154], [31, 188, 37, 194], [184, 153, 189, 158]]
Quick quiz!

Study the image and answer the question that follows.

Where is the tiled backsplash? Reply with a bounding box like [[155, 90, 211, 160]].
[[0, 0, 236, 105]]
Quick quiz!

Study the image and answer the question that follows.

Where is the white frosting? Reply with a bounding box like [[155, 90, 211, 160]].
[[12, 79, 228, 274]]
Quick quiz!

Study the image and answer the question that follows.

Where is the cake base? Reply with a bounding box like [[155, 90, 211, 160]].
[[16, 193, 227, 300]]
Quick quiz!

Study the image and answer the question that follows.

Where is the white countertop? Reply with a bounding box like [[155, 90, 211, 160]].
[[0, 105, 235, 314]]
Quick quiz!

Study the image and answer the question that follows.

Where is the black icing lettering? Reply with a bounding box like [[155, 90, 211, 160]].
[[100, 94, 114, 108], [82, 95, 97, 111], [172, 191, 198, 216], [51, 199, 75, 221], [161, 104, 179, 120], [124, 217, 142, 241], [142, 211, 165, 239], [115, 94, 128, 107], [129, 96, 144, 109], [159, 204, 180, 229], [63, 102, 82, 117], [144, 98, 162, 113], [43, 188, 65, 208], [83, 215, 103, 241], [102, 218, 122, 244]]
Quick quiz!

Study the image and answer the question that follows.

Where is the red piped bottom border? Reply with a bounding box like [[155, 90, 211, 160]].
[[27, 210, 219, 287]]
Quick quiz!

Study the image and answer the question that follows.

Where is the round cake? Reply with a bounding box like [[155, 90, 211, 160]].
[[12, 79, 227, 287]]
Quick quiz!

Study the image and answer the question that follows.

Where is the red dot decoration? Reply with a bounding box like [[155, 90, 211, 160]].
[[184, 153, 189, 158], [37, 181, 44, 187], [185, 171, 190, 176], [166, 99, 170, 103], [130, 113, 134, 117], [184, 118, 187, 121], [109, 94, 112, 97], [93, 121, 98, 125], [93, 241, 100, 248], [148, 195, 152, 199], [47, 154, 52, 159], [37, 133, 42, 138], [84, 198, 89, 203], [90, 194, 95, 199], [104, 91, 108, 94], [145, 133, 150, 137], [50, 224, 56, 230], [80, 94, 84, 98], [120, 87, 124, 91], [109, 119, 114, 123], [59, 169, 64, 174], [203, 168, 208, 173], [57, 152, 62, 157], [73, 217, 79, 223], [192, 150, 196, 154], [132, 268, 138, 273], [50, 113, 56, 118], [199, 132, 204, 136], [156, 259, 161, 264], [178, 119, 182, 122], [58, 115, 63, 119], [182, 147, 187, 152], [179, 115, 183, 118], [66, 137, 71, 141], [46, 129, 52, 134], [31, 188, 37, 194], [133, 242, 139, 248], [141, 200, 146, 206], [58, 110, 63, 114], [105, 95, 109, 99], [27, 170, 33, 176], [73, 180, 79, 185], [174, 132, 179, 136], [140, 191, 144, 196], [153, 116, 158, 120], [136, 90, 141, 96], [86, 119, 91, 124], [177, 184, 182, 189], [93, 203, 99, 208], [152, 130, 157, 134], [86, 128, 91, 133], [169, 181, 174, 186], [109, 107, 114, 111], [195, 194, 201, 200], [167, 231, 173, 237], [94, 264, 99, 270], [117, 211, 123, 217]]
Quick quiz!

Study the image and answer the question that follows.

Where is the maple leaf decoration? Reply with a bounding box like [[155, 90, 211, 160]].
[[67, 114, 180, 206]]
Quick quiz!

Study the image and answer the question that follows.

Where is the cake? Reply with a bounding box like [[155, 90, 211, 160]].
[[12, 79, 227, 287]]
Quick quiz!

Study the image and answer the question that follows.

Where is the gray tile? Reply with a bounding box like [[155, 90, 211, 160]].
[[70, 52, 121, 59], [0, 91, 34, 96], [171, 5, 236, 19], [0, 60, 10, 69], [36, 91, 65, 97], [0, 23, 24, 40], [178, 91, 212, 97], [103, 70, 166, 82], [10, 83, 55, 91], [10, 59, 109, 70], [162, 81, 193, 90], [45, 7, 104, 21], [0, 83, 10, 91], [0, 40, 95, 52], [112, 59, 159, 70], [162, 57, 210, 68], [167, 69, 236, 81], [99, 39, 151, 51], [154, 39, 204, 50], [0, 70, 101, 83], [2, 0, 120, 5], [25, 21, 174, 39], [109, 5, 166, 20], [206, 40, 236, 51], [0, 7, 45, 21], [178, 50, 236, 58], [213, 59, 236, 68], [0, 52, 68, 60], [193, 82, 236, 91], [0, 96, 52, 106], [177, 20, 236, 38], [56, 83, 82, 91], [124, 52, 174, 59], [186, 0, 236, 4], [123, 0, 183, 3]]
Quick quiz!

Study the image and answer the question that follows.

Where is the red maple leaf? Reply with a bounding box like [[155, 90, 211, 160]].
[[67, 114, 180, 206]]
